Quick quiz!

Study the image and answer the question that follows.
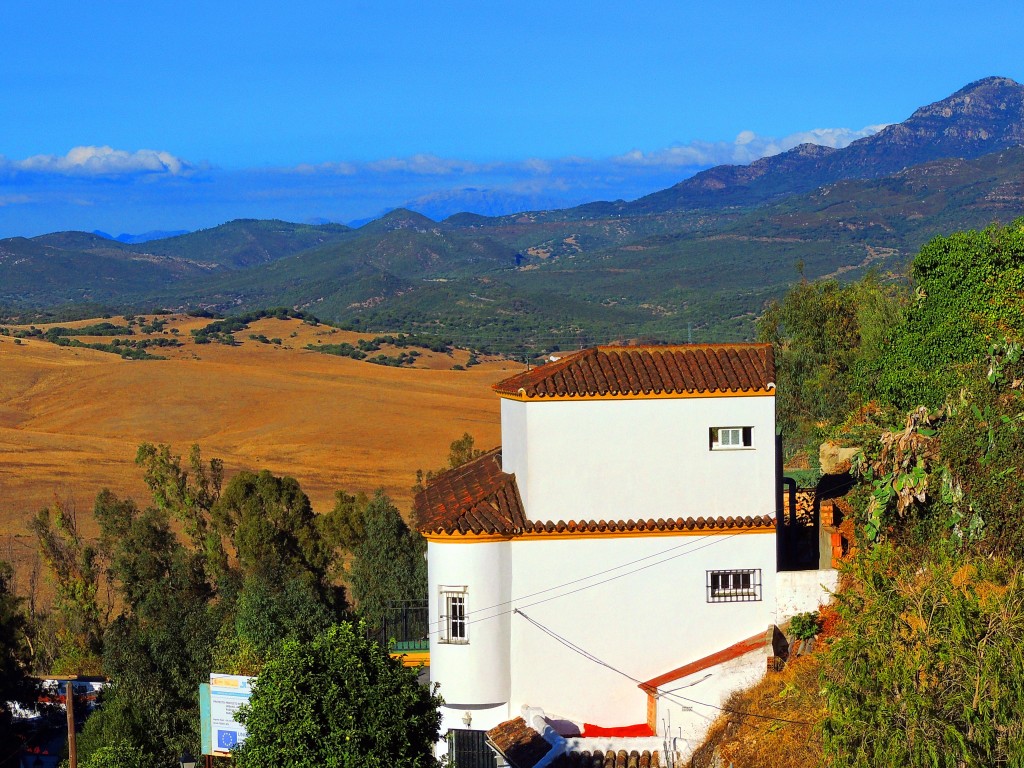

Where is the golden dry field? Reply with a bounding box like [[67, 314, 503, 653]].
[[0, 315, 513, 548]]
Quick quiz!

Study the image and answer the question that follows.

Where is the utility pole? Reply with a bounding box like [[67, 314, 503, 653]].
[[66, 680, 78, 768]]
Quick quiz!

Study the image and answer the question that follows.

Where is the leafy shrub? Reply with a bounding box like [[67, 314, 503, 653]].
[[788, 611, 820, 641], [822, 542, 1024, 766], [309, 342, 366, 360]]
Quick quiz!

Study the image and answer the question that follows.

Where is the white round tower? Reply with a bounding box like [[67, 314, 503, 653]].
[[428, 537, 512, 734]]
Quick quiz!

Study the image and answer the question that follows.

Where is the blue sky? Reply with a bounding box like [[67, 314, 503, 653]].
[[1, 0, 1021, 237]]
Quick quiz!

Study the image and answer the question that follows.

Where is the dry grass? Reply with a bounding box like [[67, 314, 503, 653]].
[[0, 315, 513, 543], [687, 605, 845, 768], [688, 653, 827, 768]]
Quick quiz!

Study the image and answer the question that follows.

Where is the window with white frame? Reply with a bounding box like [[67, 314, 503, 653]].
[[707, 569, 762, 603], [439, 586, 468, 644], [709, 426, 753, 450]]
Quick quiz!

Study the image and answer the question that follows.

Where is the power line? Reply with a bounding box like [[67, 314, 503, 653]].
[[495, 535, 739, 620], [425, 533, 734, 632], [514, 610, 812, 727], [424, 533, 740, 638]]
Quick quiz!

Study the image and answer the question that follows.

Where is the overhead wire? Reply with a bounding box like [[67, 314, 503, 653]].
[[425, 532, 736, 632], [424, 533, 742, 638], [513, 609, 812, 727]]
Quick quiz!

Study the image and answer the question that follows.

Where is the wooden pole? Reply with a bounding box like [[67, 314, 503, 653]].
[[66, 681, 78, 768]]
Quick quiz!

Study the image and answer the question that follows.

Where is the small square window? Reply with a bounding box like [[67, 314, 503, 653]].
[[707, 569, 762, 602], [439, 587, 468, 644], [710, 426, 753, 450]]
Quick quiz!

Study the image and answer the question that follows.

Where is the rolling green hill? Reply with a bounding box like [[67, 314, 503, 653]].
[[3, 77, 1024, 353], [138, 219, 353, 268]]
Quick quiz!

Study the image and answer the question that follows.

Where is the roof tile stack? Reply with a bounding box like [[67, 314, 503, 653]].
[[487, 717, 555, 768], [487, 718, 661, 768], [555, 750, 660, 768]]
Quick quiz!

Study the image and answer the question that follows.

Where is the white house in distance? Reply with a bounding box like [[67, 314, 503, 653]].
[[414, 344, 836, 765]]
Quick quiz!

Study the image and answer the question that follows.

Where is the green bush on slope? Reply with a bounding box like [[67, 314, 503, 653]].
[[822, 542, 1024, 767]]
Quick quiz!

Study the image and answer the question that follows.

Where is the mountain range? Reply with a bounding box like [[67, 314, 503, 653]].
[[3, 76, 1024, 353]]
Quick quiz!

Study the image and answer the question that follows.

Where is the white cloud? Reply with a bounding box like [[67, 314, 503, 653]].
[[12, 146, 193, 176], [613, 124, 887, 169], [365, 153, 485, 175], [779, 125, 888, 149], [293, 161, 359, 175]]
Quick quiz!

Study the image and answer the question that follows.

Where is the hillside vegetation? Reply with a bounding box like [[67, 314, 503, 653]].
[[697, 218, 1024, 766]]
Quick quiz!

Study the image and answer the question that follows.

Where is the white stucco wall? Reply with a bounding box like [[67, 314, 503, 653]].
[[437, 702, 511, 753], [499, 398, 530, 508], [428, 539, 512, 708], [500, 395, 776, 525], [775, 569, 839, 622], [507, 531, 777, 726], [653, 644, 769, 760]]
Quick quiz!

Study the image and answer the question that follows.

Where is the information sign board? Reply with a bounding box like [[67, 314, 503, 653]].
[[208, 673, 254, 754]]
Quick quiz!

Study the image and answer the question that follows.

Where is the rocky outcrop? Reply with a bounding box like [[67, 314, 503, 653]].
[[819, 441, 859, 475]]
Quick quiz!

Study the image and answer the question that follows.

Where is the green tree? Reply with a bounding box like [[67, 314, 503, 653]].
[[0, 561, 36, 763], [234, 622, 442, 768], [77, 498, 213, 767], [74, 449, 349, 766], [212, 469, 335, 601], [30, 501, 105, 674], [80, 742, 150, 768], [135, 442, 222, 553], [865, 219, 1024, 411], [446, 432, 484, 468], [319, 489, 370, 554], [212, 573, 338, 676], [349, 492, 427, 633], [414, 432, 486, 492], [757, 272, 904, 455]]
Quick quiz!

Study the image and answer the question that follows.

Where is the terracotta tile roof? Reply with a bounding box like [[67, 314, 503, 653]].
[[554, 750, 661, 767], [493, 344, 775, 400], [415, 451, 775, 537], [514, 515, 774, 536], [487, 717, 555, 768], [413, 449, 528, 536]]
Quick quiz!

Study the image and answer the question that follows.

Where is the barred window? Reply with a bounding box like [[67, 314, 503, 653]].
[[439, 587, 468, 644], [707, 569, 762, 603]]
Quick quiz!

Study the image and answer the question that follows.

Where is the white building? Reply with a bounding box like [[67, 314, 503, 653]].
[[414, 344, 835, 765]]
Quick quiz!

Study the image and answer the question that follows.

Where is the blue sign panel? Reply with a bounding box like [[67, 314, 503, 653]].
[[217, 730, 239, 749]]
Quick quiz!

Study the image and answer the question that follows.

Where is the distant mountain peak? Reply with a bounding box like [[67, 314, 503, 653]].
[[360, 208, 437, 233], [787, 142, 839, 158], [631, 75, 1024, 213], [948, 74, 1020, 96], [907, 75, 1023, 121]]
